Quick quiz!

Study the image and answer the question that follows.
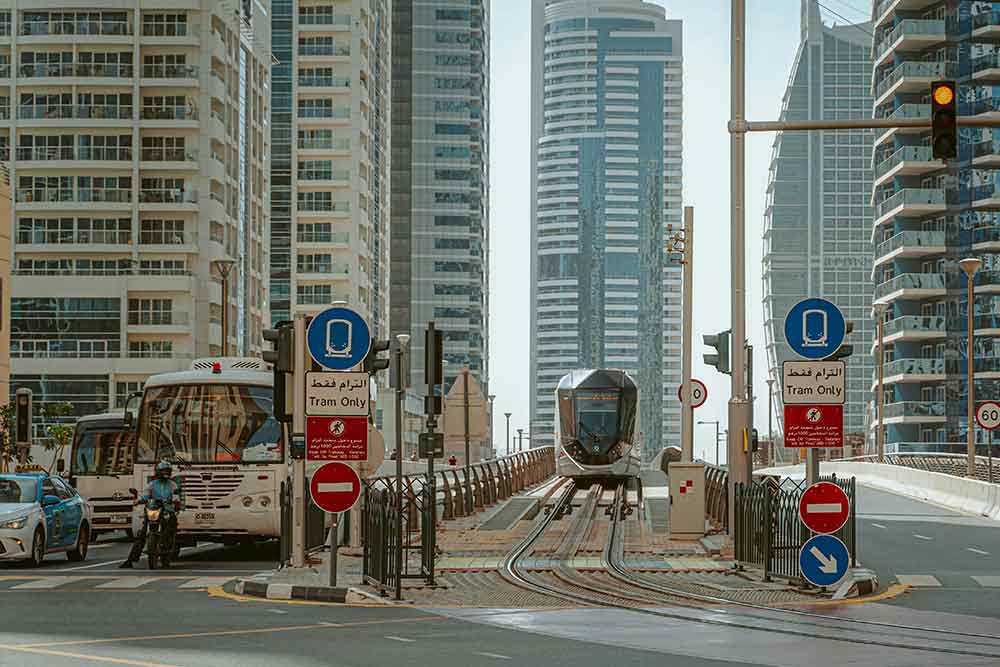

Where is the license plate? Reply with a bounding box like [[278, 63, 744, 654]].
[[110, 514, 130, 524], [194, 512, 215, 524]]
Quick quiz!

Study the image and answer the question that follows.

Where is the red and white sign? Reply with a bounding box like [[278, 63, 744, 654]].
[[976, 401, 1000, 431], [783, 404, 843, 448], [307, 415, 368, 461], [309, 462, 362, 514], [798, 481, 850, 534], [677, 379, 708, 409]]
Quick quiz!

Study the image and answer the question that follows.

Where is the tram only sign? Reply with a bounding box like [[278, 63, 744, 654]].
[[782, 361, 845, 405], [309, 462, 362, 514], [783, 404, 843, 448], [799, 482, 850, 534]]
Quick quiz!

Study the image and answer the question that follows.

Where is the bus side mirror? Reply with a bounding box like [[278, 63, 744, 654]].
[[122, 412, 134, 430], [123, 392, 141, 430]]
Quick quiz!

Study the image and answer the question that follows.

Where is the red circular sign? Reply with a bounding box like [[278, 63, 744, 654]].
[[976, 401, 1000, 431], [309, 462, 362, 514], [677, 379, 708, 409], [798, 482, 850, 534]]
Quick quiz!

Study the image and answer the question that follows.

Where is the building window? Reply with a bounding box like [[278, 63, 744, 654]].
[[128, 299, 173, 325]]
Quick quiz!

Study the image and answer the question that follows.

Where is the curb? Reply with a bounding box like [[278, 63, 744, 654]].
[[235, 579, 348, 603]]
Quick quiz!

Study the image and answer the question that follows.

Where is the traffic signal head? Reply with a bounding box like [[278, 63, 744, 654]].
[[363, 339, 391, 374], [703, 329, 732, 375], [262, 324, 294, 373], [14, 389, 32, 446], [931, 81, 957, 160]]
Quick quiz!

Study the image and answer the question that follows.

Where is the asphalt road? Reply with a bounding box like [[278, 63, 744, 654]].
[[856, 485, 1000, 618]]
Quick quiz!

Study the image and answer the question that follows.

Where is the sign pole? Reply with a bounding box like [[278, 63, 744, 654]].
[[394, 338, 405, 602], [463, 367, 472, 514], [681, 206, 694, 462], [990, 429, 994, 485], [329, 512, 339, 587], [292, 313, 307, 568]]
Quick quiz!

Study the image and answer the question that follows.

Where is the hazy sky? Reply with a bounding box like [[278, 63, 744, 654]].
[[487, 0, 871, 459]]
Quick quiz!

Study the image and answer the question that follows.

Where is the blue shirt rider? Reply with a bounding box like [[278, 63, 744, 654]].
[[120, 460, 182, 568]]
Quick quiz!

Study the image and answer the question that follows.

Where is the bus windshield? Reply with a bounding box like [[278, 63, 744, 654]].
[[71, 421, 134, 476], [136, 383, 282, 464]]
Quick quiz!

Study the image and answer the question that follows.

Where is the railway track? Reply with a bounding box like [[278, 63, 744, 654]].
[[498, 476, 1000, 659]]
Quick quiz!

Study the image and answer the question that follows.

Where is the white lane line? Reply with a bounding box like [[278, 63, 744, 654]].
[[967, 547, 991, 555], [267, 609, 288, 615], [896, 575, 942, 588], [11, 577, 84, 589], [913, 534, 933, 541], [96, 577, 158, 589], [384, 636, 415, 643], [870, 523, 887, 529], [58, 560, 122, 571], [178, 577, 234, 589], [475, 652, 512, 660]]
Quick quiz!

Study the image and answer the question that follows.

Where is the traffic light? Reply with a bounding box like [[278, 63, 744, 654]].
[[425, 323, 443, 416], [262, 321, 294, 423], [750, 428, 759, 453], [931, 80, 957, 160], [14, 388, 32, 447], [363, 339, 391, 374], [703, 329, 731, 375]]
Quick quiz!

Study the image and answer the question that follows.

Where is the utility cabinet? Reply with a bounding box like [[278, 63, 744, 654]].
[[668, 462, 706, 539]]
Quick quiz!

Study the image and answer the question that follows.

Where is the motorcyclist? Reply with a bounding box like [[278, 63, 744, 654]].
[[119, 460, 183, 568]]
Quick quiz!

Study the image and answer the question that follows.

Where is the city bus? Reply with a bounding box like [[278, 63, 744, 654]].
[[130, 358, 283, 546], [68, 411, 137, 539]]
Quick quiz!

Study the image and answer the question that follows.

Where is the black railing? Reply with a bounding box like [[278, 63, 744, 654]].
[[278, 476, 330, 568], [362, 474, 434, 597], [735, 475, 856, 583]]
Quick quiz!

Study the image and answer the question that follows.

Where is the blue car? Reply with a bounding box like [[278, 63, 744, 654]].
[[0, 472, 92, 566]]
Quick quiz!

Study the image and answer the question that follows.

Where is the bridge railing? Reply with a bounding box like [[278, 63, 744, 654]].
[[704, 463, 729, 530], [839, 452, 997, 484]]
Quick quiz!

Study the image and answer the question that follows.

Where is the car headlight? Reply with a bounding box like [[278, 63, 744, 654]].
[[259, 496, 271, 507], [242, 496, 254, 507], [0, 516, 28, 530]]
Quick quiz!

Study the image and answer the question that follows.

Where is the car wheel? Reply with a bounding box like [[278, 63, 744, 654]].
[[67, 524, 89, 562], [28, 528, 45, 567]]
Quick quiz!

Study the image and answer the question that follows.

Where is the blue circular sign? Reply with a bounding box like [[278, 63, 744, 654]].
[[799, 534, 850, 588], [306, 306, 372, 371], [784, 298, 846, 360]]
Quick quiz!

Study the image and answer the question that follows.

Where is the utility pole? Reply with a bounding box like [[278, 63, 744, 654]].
[[960, 258, 983, 477], [463, 367, 472, 514], [680, 207, 694, 462], [213, 259, 236, 356], [504, 412, 512, 456]]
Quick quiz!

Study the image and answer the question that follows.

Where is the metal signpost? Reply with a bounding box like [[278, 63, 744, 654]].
[[976, 401, 1000, 483]]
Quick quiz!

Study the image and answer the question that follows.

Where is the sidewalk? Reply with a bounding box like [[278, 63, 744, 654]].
[[234, 549, 388, 604]]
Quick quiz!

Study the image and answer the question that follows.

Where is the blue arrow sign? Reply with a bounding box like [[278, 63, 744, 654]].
[[306, 306, 372, 371], [784, 297, 846, 360], [799, 534, 850, 588]]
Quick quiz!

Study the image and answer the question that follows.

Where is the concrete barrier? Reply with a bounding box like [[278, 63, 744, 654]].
[[758, 462, 1000, 521]]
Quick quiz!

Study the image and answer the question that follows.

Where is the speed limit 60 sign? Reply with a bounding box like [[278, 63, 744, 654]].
[[678, 379, 708, 409], [976, 402, 1000, 430]]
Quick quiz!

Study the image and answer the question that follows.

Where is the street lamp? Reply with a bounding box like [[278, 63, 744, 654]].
[[697, 420, 721, 466], [873, 301, 889, 463], [960, 257, 983, 477], [212, 258, 236, 356], [504, 412, 512, 457]]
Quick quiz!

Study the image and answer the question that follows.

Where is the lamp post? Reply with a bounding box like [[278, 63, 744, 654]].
[[960, 257, 983, 477], [212, 258, 236, 356], [873, 301, 889, 463], [517, 428, 524, 453], [698, 420, 721, 466], [765, 378, 774, 466], [504, 412, 512, 457]]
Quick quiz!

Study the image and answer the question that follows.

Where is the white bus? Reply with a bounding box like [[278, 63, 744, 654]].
[[130, 358, 283, 546], [69, 411, 137, 539]]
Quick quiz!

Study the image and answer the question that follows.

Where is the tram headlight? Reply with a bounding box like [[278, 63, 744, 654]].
[[241, 496, 254, 508]]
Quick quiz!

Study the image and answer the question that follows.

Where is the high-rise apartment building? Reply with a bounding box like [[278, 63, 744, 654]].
[[529, 0, 683, 460], [390, 0, 489, 395], [268, 0, 390, 340], [762, 1, 874, 456], [870, 1, 1000, 454], [0, 166, 9, 403], [7, 4, 271, 423]]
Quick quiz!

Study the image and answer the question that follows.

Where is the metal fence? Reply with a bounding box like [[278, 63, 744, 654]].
[[278, 477, 328, 567], [735, 475, 856, 583], [705, 464, 729, 530]]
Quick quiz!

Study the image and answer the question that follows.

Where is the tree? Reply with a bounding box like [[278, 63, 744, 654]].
[[41, 402, 75, 474], [0, 403, 14, 473]]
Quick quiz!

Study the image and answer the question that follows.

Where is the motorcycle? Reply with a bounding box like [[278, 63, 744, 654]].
[[143, 498, 179, 570]]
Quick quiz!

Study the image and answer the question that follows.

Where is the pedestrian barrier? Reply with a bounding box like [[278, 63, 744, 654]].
[[704, 464, 729, 530], [278, 477, 328, 567], [734, 475, 856, 583]]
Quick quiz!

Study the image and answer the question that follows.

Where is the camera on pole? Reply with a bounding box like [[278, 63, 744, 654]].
[[262, 321, 294, 423], [703, 329, 732, 375]]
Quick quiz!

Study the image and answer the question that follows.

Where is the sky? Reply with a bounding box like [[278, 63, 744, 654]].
[[486, 0, 872, 460]]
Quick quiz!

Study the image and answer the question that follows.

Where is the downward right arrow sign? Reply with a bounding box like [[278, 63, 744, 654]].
[[810, 546, 839, 574], [799, 534, 850, 587]]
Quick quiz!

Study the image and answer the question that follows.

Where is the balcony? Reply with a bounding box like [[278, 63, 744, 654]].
[[140, 106, 197, 123], [139, 189, 197, 206], [297, 45, 350, 58], [874, 272, 946, 302], [880, 401, 946, 425], [873, 0, 943, 30], [970, 139, 1000, 167], [972, 11, 1000, 39], [973, 314, 1000, 336], [141, 64, 199, 84], [297, 75, 351, 90], [873, 188, 946, 226], [79, 188, 133, 204], [296, 230, 351, 245], [874, 61, 947, 107], [20, 19, 131, 37], [878, 358, 945, 387], [971, 184, 1000, 208], [874, 103, 930, 146], [140, 148, 198, 165], [872, 230, 945, 267], [296, 263, 351, 280], [298, 14, 352, 28], [15, 146, 132, 163], [873, 146, 943, 187], [17, 104, 132, 122], [139, 231, 198, 249], [872, 20, 945, 69], [16, 230, 131, 247], [973, 225, 1000, 251], [126, 312, 190, 329], [971, 52, 1000, 81], [881, 315, 946, 342]]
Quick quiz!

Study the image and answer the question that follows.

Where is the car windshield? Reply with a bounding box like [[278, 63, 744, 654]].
[[136, 383, 283, 464], [71, 422, 134, 476], [0, 477, 38, 504]]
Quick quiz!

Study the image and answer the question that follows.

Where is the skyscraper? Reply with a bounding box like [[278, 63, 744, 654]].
[[870, 1, 1000, 454], [8, 4, 271, 422], [529, 0, 683, 461], [269, 0, 390, 339], [390, 0, 490, 395], [762, 1, 874, 457]]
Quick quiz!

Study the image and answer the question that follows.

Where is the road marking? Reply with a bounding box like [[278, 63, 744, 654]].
[[11, 577, 83, 590], [912, 534, 932, 541], [268, 609, 288, 615], [475, 652, 512, 660], [895, 575, 941, 587], [972, 576, 1000, 587], [384, 635, 415, 643], [59, 560, 122, 571], [96, 577, 158, 589], [966, 548, 990, 556], [178, 577, 234, 589], [805, 503, 843, 514], [2, 646, 178, 667], [870, 523, 886, 529]]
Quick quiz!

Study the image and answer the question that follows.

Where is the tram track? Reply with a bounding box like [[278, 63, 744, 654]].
[[498, 476, 1000, 659]]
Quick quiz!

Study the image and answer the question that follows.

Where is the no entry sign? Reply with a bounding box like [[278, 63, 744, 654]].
[[309, 462, 362, 514], [783, 404, 843, 448], [799, 481, 850, 534]]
